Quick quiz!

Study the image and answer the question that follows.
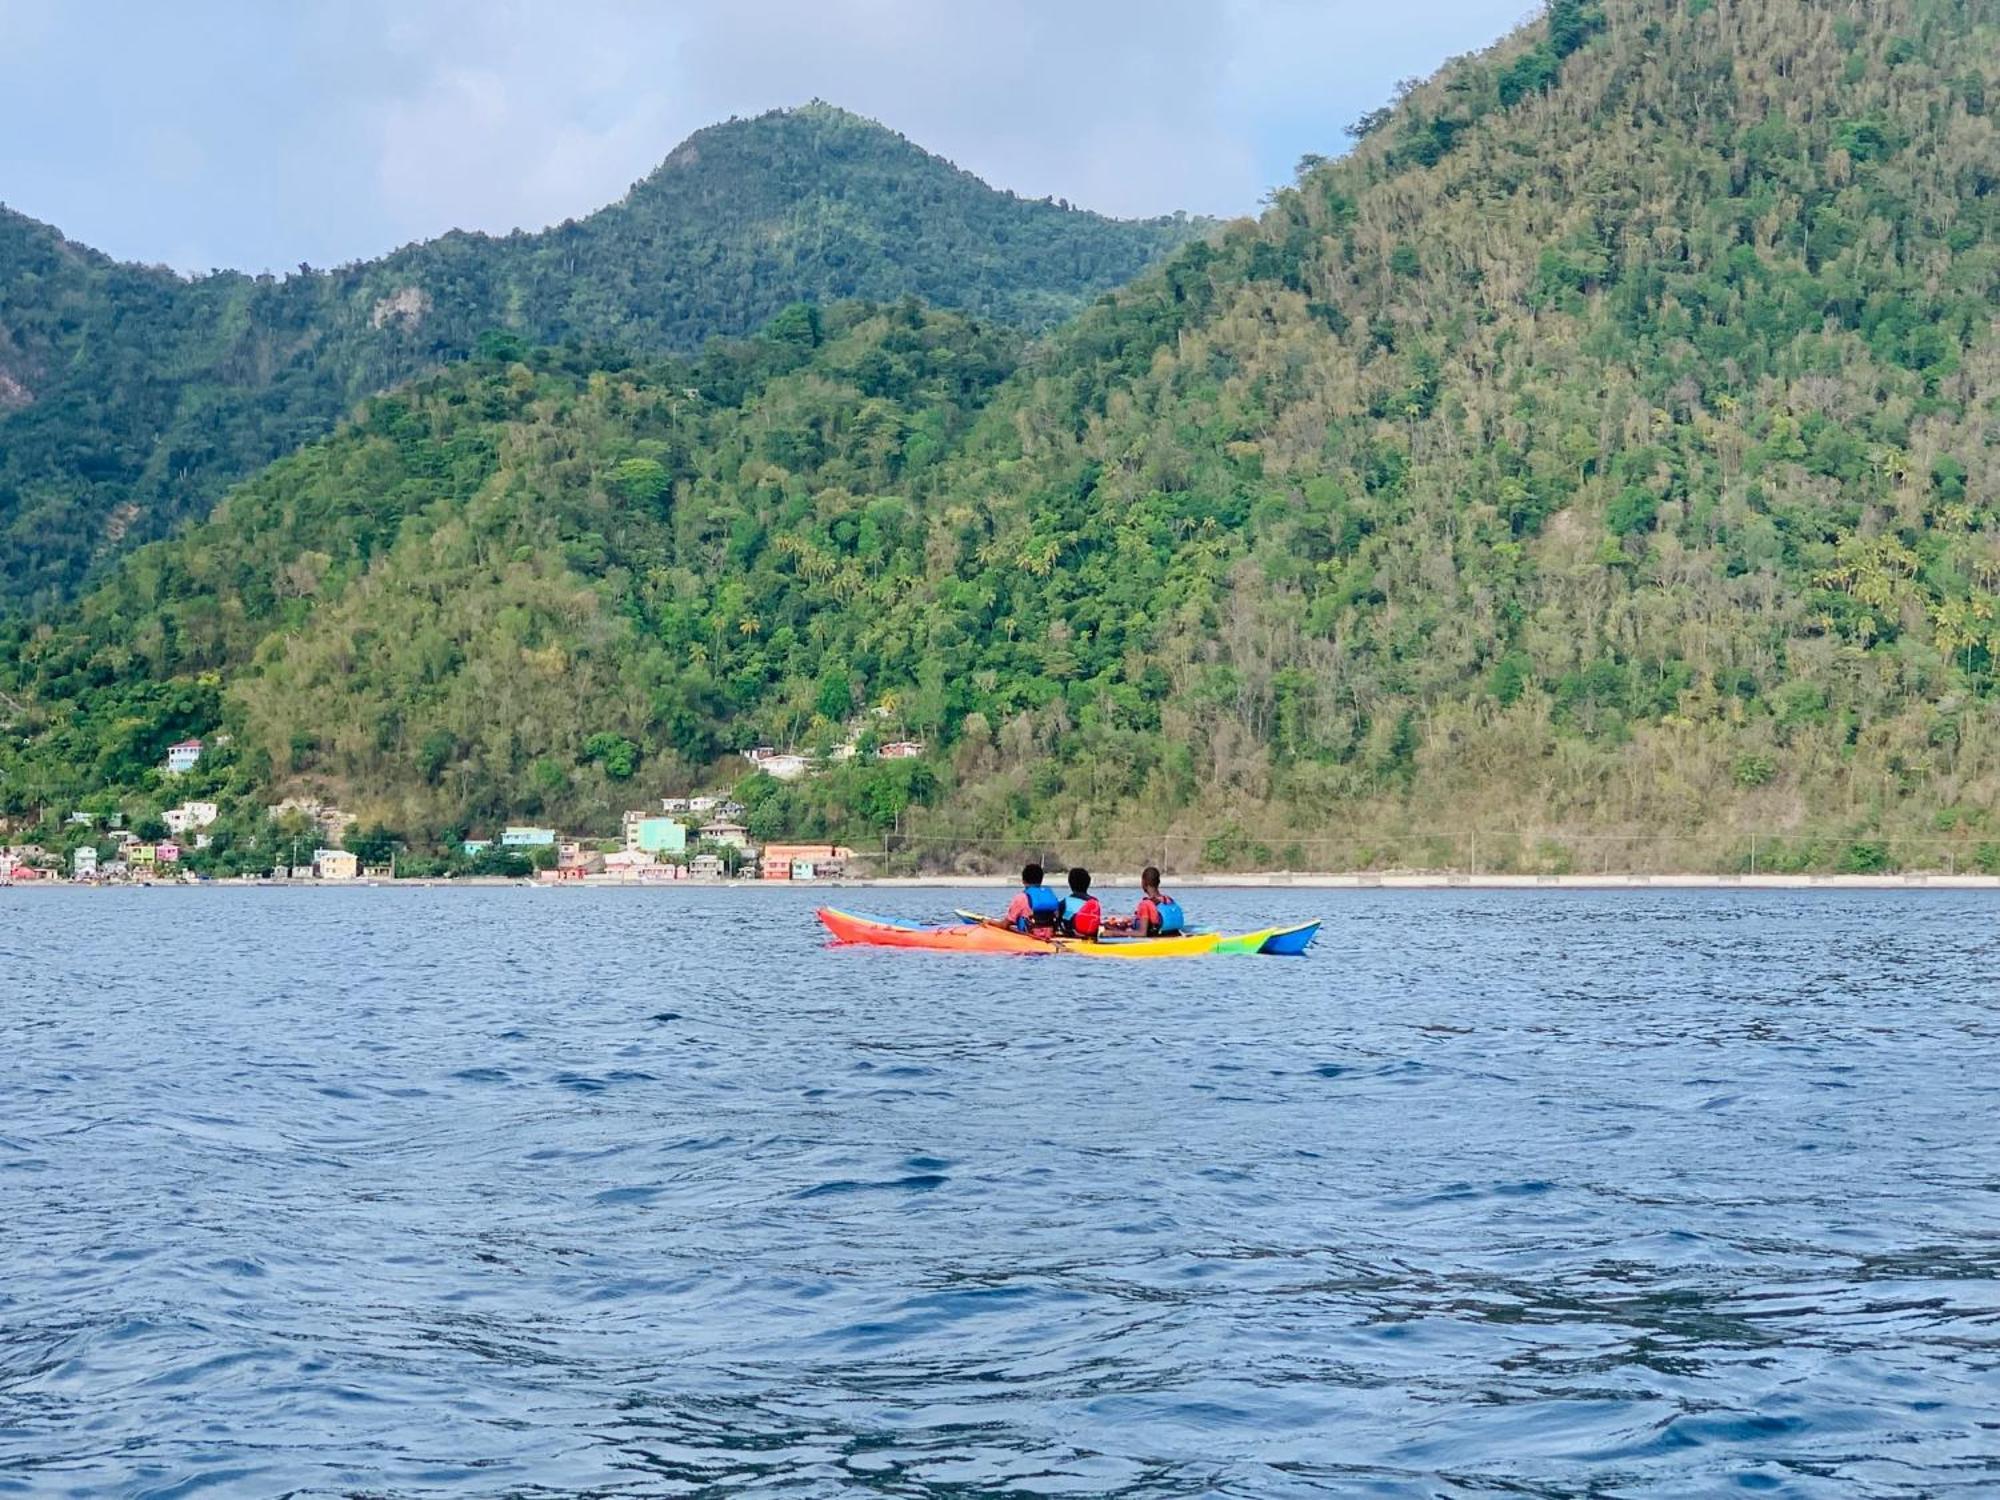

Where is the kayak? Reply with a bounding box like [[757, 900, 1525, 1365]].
[[822, 909, 1295, 959], [952, 908, 1321, 956]]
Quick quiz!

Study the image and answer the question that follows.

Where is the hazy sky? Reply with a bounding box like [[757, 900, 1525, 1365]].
[[0, 0, 1535, 274]]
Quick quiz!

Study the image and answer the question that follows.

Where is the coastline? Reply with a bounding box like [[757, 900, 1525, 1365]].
[[15, 871, 2000, 891]]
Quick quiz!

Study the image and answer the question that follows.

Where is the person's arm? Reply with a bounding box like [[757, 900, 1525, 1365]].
[[1002, 891, 1030, 926]]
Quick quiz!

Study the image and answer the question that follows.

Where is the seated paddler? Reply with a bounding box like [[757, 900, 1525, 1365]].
[[1004, 862, 1062, 933]]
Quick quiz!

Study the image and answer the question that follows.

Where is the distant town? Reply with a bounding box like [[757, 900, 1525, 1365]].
[[0, 734, 921, 885]]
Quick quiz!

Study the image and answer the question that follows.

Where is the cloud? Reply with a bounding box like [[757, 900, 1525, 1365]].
[[0, 0, 1543, 270]]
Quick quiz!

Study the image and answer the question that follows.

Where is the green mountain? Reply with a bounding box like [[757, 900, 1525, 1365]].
[[6, 0, 1998, 875], [0, 103, 1197, 609]]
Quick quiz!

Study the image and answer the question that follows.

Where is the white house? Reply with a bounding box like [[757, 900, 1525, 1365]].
[[163, 801, 220, 836], [744, 748, 810, 781], [697, 821, 750, 849], [164, 739, 203, 775], [72, 847, 98, 879]]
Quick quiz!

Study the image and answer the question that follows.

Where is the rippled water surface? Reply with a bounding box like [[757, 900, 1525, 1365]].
[[4, 886, 1998, 1497]]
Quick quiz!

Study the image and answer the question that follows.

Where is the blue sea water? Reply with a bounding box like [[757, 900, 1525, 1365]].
[[2, 886, 1996, 1498]]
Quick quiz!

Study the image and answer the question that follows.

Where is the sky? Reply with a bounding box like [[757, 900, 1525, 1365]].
[[0, 0, 1537, 275]]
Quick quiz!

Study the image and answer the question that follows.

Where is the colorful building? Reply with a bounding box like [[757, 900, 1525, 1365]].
[[759, 843, 854, 880], [165, 739, 203, 774], [501, 826, 557, 847], [622, 813, 687, 856]]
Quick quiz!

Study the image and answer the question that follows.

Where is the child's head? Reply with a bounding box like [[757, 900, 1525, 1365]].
[[1022, 862, 1044, 886], [1141, 865, 1162, 895], [1067, 866, 1091, 895]]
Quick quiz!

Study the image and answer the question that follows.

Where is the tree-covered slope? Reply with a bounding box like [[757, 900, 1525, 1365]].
[[6, 0, 1998, 873], [0, 103, 1198, 609]]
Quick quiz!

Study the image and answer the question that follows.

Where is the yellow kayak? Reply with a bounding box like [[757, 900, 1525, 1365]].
[[1059, 930, 1228, 959], [949, 910, 1287, 959]]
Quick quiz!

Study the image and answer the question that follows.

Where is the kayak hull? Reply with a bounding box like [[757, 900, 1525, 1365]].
[[818, 908, 1049, 954], [956, 908, 1320, 956], [823, 909, 1235, 958]]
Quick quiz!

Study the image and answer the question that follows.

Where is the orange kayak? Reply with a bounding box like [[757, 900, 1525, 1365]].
[[817, 907, 1051, 954]]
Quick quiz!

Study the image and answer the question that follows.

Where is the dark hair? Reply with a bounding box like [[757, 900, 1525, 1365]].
[[1067, 866, 1091, 894], [1141, 865, 1162, 890], [1022, 862, 1044, 886]]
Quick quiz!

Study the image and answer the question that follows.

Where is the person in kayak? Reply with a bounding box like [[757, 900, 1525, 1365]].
[[1126, 866, 1186, 936], [1057, 867, 1104, 940], [1004, 863, 1062, 933]]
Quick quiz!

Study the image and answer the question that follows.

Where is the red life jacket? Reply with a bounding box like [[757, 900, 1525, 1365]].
[[1059, 893, 1102, 939]]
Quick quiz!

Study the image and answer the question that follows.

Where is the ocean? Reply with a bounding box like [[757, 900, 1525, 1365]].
[[3, 886, 1994, 1496]]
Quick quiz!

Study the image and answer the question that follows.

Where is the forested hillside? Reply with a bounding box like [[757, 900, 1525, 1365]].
[[0, 103, 1197, 609], [5, 0, 1997, 874]]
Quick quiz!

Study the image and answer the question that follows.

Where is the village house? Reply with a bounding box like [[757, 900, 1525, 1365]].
[[688, 853, 726, 880], [757, 843, 855, 881], [877, 740, 926, 760], [623, 811, 687, 856], [128, 844, 158, 873], [743, 747, 810, 781], [659, 797, 691, 814], [501, 826, 557, 847], [155, 842, 182, 865], [312, 849, 359, 881], [65, 811, 95, 827], [163, 801, 219, 836], [697, 820, 750, 849], [164, 739, 203, 774], [687, 795, 721, 816], [72, 847, 98, 879], [460, 838, 492, 856]]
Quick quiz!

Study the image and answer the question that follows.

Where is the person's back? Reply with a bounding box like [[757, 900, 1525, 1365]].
[[1131, 865, 1185, 936], [1004, 862, 1061, 933], [1058, 866, 1103, 939]]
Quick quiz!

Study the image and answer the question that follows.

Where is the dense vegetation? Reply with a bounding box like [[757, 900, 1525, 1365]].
[[5, 0, 1997, 874], [0, 103, 1198, 608]]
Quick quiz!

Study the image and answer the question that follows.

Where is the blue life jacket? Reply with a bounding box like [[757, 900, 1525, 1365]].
[[1153, 896, 1186, 935], [1017, 884, 1060, 930]]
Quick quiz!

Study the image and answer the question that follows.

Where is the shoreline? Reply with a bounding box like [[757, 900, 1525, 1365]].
[[14, 871, 2000, 891]]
